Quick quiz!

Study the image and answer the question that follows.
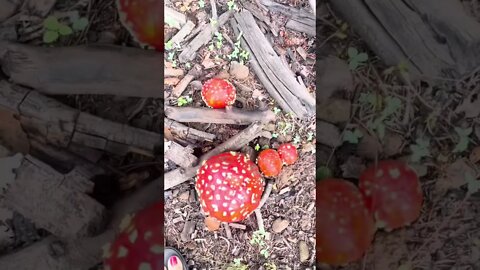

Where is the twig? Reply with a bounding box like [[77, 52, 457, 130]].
[[254, 209, 264, 232], [223, 222, 232, 239], [210, 0, 218, 21], [165, 118, 215, 142], [165, 106, 276, 125]]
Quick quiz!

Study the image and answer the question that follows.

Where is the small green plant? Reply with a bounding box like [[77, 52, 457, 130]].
[[465, 171, 480, 196], [293, 134, 301, 145], [177, 96, 193, 106], [70, 12, 89, 31], [366, 96, 402, 139], [409, 138, 430, 163], [227, 0, 239, 11], [167, 52, 175, 61], [453, 127, 472, 153], [255, 144, 261, 151], [226, 258, 248, 270], [272, 133, 279, 138], [227, 33, 249, 64], [215, 31, 224, 49], [198, 0, 205, 8], [278, 121, 293, 136], [165, 40, 175, 50], [343, 128, 363, 144], [347, 47, 368, 70], [43, 16, 73, 43], [333, 22, 348, 39], [317, 166, 332, 181], [250, 229, 269, 258], [264, 262, 277, 270], [307, 132, 314, 141], [272, 107, 281, 115]]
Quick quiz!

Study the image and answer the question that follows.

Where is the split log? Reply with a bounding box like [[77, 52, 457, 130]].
[[259, 0, 315, 36], [232, 11, 315, 118], [0, 42, 162, 97], [165, 106, 276, 125], [165, 6, 187, 29], [329, 0, 480, 79], [0, 81, 162, 157], [178, 11, 233, 63], [164, 140, 198, 168], [164, 118, 215, 142], [0, 177, 161, 270], [168, 20, 196, 46], [171, 65, 201, 97], [0, 152, 107, 239], [164, 121, 265, 190]]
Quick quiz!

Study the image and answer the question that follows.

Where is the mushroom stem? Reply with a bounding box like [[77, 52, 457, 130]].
[[254, 209, 265, 232], [258, 180, 273, 209]]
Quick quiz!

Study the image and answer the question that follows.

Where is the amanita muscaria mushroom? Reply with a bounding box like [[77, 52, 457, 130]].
[[317, 179, 375, 266], [201, 78, 236, 109], [116, 0, 163, 51], [277, 143, 298, 165], [195, 152, 265, 222], [103, 200, 163, 270], [256, 149, 283, 177], [359, 160, 423, 231]]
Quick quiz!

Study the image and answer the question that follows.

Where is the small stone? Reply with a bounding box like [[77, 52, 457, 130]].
[[229, 61, 249, 80], [190, 80, 203, 91], [178, 191, 190, 201], [272, 219, 289, 233], [299, 241, 309, 262]]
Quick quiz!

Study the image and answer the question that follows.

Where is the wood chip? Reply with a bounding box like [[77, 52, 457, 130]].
[[229, 223, 247, 230], [299, 241, 310, 262], [272, 219, 289, 233], [279, 187, 291, 195], [181, 220, 196, 241]]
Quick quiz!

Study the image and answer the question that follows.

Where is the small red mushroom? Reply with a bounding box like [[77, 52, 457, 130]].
[[103, 200, 163, 270], [116, 0, 163, 51], [201, 78, 236, 109], [358, 160, 423, 231], [195, 152, 265, 223], [256, 149, 283, 177], [317, 179, 375, 266], [277, 143, 298, 165]]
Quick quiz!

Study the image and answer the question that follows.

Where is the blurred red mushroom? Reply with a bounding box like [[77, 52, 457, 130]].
[[201, 78, 236, 109], [256, 149, 283, 177], [317, 179, 375, 266], [359, 160, 423, 231], [116, 0, 163, 51], [103, 200, 163, 270], [195, 152, 265, 223], [277, 143, 298, 165]]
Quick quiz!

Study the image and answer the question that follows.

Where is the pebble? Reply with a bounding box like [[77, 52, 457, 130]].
[[299, 241, 309, 263], [272, 219, 289, 233]]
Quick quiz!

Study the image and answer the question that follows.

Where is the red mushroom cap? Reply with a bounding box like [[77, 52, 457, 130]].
[[103, 200, 163, 270], [256, 149, 283, 177], [317, 179, 375, 266], [201, 78, 236, 109], [359, 160, 423, 231], [277, 143, 298, 165], [195, 152, 265, 222], [116, 0, 163, 51]]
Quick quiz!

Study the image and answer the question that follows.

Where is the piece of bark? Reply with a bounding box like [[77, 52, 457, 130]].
[[165, 67, 184, 77], [232, 11, 315, 118], [165, 106, 276, 125], [0, 177, 161, 270], [0, 42, 162, 97], [178, 11, 233, 63], [168, 20, 196, 46], [243, 2, 279, 36], [164, 140, 198, 168], [164, 122, 265, 190], [164, 118, 215, 142], [165, 6, 187, 29], [259, 0, 315, 36], [1, 154, 107, 238], [171, 74, 195, 97]]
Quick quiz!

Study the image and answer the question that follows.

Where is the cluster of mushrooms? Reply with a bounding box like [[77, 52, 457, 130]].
[[317, 160, 423, 266]]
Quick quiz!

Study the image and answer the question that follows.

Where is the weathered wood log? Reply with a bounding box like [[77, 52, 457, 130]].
[[171, 65, 202, 97], [164, 122, 265, 190], [0, 152, 107, 239], [232, 11, 315, 118], [329, 0, 480, 79], [164, 140, 198, 168], [164, 118, 216, 142], [259, 0, 315, 36], [0, 177, 160, 270], [168, 20, 196, 46], [0, 42, 162, 97], [0, 81, 162, 157], [178, 11, 233, 63], [165, 6, 187, 29], [165, 106, 276, 125]]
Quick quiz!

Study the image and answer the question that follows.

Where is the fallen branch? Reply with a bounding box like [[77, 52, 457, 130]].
[[165, 67, 185, 77], [0, 81, 162, 157], [165, 6, 187, 29], [168, 20, 196, 46], [171, 65, 201, 97], [165, 106, 276, 125], [164, 140, 198, 168], [0, 42, 162, 97], [164, 122, 265, 190], [164, 118, 215, 142], [0, 178, 161, 270], [231, 11, 315, 118], [259, 0, 315, 36]]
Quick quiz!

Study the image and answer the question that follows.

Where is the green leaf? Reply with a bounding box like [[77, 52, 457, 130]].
[[348, 60, 359, 70], [409, 138, 430, 163], [453, 127, 472, 153], [317, 166, 332, 181], [72, 17, 89, 31], [465, 172, 480, 196], [254, 144, 260, 151], [43, 16, 60, 30], [199, 0, 205, 8], [43, 30, 59, 43], [343, 129, 363, 144], [356, 52, 368, 62], [347, 47, 358, 58], [58, 24, 73, 35]]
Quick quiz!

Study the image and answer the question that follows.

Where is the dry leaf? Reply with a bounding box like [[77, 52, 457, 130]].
[[470, 146, 480, 163], [205, 216, 220, 231], [435, 159, 475, 195], [164, 78, 180, 86], [455, 91, 480, 118], [202, 52, 216, 69]]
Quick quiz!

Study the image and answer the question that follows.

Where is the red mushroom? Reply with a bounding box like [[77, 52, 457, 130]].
[[103, 200, 163, 270], [317, 179, 375, 266], [195, 152, 265, 223], [201, 78, 236, 109], [116, 0, 163, 51], [256, 149, 283, 177], [358, 160, 423, 231], [277, 143, 298, 165]]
